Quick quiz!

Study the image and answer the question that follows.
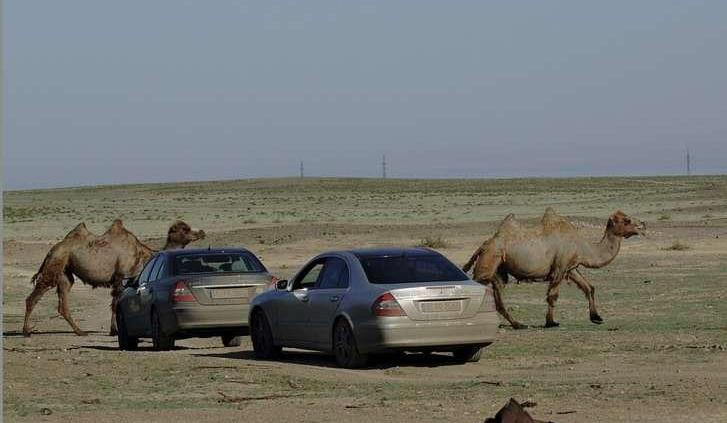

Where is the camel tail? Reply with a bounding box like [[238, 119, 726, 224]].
[[30, 247, 56, 285], [462, 246, 484, 273]]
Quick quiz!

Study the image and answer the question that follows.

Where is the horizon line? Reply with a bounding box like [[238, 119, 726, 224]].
[[4, 172, 726, 193]]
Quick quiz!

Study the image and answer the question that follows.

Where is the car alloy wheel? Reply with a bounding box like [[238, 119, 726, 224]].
[[116, 312, 138, 351], [251, 310, 280, 359], [151, 310, 174, 351], [333, 320, 368, 369]]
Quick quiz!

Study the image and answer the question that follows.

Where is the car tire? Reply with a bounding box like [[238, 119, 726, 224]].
[[452, 345, 483, 363], [250, 310, 281, 359], [116, 311, 138, 351], [221, 335, 242, 347], [151, 309, 174, 351], [333, 319, 368, 369]]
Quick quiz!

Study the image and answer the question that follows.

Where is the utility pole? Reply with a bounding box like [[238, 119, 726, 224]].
[[686, 149, 691, 176], [300, 161, 304, 178], [382, 154, 387, 179]]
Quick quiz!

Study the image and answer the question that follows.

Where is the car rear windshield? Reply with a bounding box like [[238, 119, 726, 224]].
[[174, 253, 265, 275], [358, 254, 468, 284]]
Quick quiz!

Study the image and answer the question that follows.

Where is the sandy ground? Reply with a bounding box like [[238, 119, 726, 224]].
[[3, 176, 727, 422]]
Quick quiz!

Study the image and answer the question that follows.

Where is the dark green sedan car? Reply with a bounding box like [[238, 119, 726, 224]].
[[116, 248, 274, 351]]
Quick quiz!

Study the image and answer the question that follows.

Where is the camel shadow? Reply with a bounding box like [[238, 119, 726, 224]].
[[193, 349, 465, 369], [3, 329, 106, 338], [82, 344, 193, 352]]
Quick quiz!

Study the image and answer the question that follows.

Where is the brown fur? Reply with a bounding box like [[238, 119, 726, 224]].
[[463, 208, 644, 329], [23, 220, 205, 337], [484, 398, 555, 423]]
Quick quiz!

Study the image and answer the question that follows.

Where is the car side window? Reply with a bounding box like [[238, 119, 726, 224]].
[[138, 257, 158, 285], [317, 258, 349, 289], [293, 260, 325, 290], [150, 258, 166, 282]]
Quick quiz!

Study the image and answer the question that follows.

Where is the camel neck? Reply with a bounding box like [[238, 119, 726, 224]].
[[582, 230, 622, 268]]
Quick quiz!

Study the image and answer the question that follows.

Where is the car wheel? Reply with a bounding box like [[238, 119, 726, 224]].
[[151, 309, 174, 351], [116, 311, 138, 351], [452, 345, 483, 363], [221, 334, 242, 347], [250, 310, 281, 359], [333, 319, 368, 369]]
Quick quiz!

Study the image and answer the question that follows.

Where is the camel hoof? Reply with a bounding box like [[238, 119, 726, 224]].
[[75, 330, 89, 337], [544, 321, 560, 328], [512, 322, 528, 330], [590, 314, 604, 324], [22, 326, 34, 337], [109, 328, 118, 336]]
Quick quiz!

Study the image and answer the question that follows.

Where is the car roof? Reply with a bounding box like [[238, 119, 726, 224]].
[[347, 247, 439, 259], [158, 247, 254, 259]]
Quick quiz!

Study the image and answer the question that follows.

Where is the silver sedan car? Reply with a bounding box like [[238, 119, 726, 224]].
[[249, 247, 498, 368]]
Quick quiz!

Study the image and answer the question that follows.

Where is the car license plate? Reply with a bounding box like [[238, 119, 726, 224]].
[[420, 300, 461, 313], [210, 288, 247, 299]]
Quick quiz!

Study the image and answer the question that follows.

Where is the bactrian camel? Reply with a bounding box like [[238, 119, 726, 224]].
[[23, 220, 205, 337], [463, 208, 644, 329]]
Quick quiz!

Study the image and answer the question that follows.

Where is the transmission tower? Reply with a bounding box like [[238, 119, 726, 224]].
[[300, 161, 304, 178], [382, 154, 387, 179]]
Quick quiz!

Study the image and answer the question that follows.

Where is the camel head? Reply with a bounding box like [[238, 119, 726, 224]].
[[606, 211, 645, 238], [165, 220, 206, 250]]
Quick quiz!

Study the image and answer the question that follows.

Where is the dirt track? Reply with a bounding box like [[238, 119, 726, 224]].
[[4, 177, 727, 422]]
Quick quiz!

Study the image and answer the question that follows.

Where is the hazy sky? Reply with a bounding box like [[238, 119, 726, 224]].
[[4, 1, 727, 189]]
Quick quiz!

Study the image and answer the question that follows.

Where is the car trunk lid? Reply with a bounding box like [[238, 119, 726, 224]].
[[386, 282, 484, 321], [185, 273, 271, 305]]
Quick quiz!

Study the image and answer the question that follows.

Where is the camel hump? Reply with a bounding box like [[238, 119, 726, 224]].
[[541, 207, 576, 233], [497, 213, 521, 233], [63, 222, 91, 240], [106, 219, 128, 236], [543, 207, 557, 217]]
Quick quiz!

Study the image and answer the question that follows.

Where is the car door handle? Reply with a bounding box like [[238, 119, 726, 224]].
[[329, 295, 340, 302]]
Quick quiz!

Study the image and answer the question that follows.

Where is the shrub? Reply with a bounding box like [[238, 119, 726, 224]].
[[416, 236, 449, 249], [664, 240, 690, 251]]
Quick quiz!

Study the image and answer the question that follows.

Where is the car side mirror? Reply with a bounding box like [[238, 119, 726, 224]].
[[276, 279, 289, 291], [122, 277, 138, 288]]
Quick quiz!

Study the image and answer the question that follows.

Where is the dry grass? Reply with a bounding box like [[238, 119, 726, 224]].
[[663, 240, 691, 251], [416, 235, 449, 249]]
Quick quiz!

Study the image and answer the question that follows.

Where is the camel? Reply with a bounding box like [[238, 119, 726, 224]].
[[22, 220, 205, 337], [462, 208, 644, 329]]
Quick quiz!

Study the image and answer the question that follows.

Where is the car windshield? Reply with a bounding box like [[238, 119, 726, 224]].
[[174, 253, 264, 275], [358, 254, 468, 284]]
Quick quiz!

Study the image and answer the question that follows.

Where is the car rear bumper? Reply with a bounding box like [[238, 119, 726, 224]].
[[355, 311, 498, 354], [173, 303, 250, 330]]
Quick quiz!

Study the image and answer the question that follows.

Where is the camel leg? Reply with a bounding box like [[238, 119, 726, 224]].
[[545, 274, 565, 328], [56, 276, 87, 336], [472, 243, 527, 329], [569, 269, 602, 324], [23, 281, 55, 337], [109, 280, 123, 336], [491, 276, 527, 329]]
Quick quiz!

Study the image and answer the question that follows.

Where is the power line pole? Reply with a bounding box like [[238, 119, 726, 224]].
[[300, 161, 304, 178], [686, 149, 691, 176], [382, 154, 387, 179]]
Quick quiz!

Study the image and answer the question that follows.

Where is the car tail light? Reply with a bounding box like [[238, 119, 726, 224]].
[[372, 292, 406, 317], [478, 287, 496, 312], [171, 281, 195, 303]]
